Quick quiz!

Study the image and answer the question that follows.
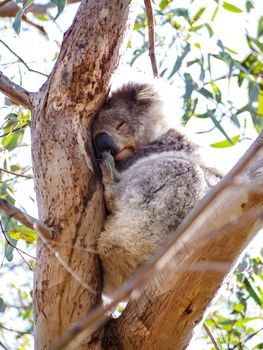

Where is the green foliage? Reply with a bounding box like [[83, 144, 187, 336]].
[[51, 0, 67, 20], [204, 254, 263, 349], [210, 134, 240, 148], [128, 0, 263, 147], [9, 226, 37, 243]]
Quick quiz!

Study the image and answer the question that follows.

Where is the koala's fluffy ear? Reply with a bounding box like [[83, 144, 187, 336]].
[[136, 83, 161, 107], [110, 82, 161, 107]]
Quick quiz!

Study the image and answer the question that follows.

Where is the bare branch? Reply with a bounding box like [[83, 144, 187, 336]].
[[0, 39, 48, 77], [0, 167, 33, 179], [0, 123, 28, 138], [0, 341, 9, 350], [22, 16, 48, 36], [144, 0, 158, 77], [0, 0, 11, 8], [0, 0, 79, 17], [0, 323, 31, 336], [0, 72, 31, 108], [0, 198, 56, 240], [203, 323, 221, 350]]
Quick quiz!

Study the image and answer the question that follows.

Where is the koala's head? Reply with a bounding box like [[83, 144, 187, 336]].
[[92, 82, 167, 161]]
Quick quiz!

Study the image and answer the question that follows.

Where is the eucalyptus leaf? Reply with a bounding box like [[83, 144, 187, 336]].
[[168, 43, 190, 79], [13, 9, 23, 35], [9, 226, 37, 243], [51, 0, 67, 20], [243, 278, 262, 307], [0, 297, 5, 312], [210, 135, 240, 148], [222, 2, 243, 13]]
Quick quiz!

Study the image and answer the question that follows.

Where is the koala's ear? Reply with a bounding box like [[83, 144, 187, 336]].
[[109, 82, 161, 107], [134, 83, 161, 106]]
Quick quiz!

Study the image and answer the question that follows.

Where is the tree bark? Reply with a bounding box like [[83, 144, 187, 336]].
[[30, 0, 135, 348]]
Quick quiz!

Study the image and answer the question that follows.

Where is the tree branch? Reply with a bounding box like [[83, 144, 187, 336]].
[[144, 0, 158, 77], [0, 198, 56, 240], [0, 0, 79, 18], [0, 72, 31, 108], [0, 167, 33, 179], [52, 131, 263, 350], [0, 323, 31, 336], [0, 39, 48, 77], [203, 323, 220, 350]]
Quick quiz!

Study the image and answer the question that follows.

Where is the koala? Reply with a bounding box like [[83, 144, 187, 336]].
[[92, 82, 222, 294]]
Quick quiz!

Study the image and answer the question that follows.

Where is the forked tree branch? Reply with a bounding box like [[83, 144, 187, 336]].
[[52, 132, 263, 350], [0, 72, 31, 108]]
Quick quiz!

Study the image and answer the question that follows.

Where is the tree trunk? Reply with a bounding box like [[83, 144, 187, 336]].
[[31, 1, 135, 348]]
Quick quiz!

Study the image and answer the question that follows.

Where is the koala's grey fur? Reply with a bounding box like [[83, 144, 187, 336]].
[[92, 82, 222, 294]]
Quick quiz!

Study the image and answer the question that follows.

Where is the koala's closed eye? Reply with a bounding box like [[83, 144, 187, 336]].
[[116, 120, 129, 134]]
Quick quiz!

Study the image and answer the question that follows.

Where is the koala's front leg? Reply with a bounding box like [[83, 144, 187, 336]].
[[100, 152, 120, 213]]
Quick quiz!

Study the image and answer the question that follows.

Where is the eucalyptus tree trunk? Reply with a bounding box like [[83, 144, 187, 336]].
[[30, 1, 135, 348]]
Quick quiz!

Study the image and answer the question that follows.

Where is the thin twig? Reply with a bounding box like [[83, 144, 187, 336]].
[[0, 167, 33, 179], [0, 40, 48, 77], [0, 341, 9, 350], [203, 323, 221, 350], [0, 198, 97, 292], [22, 16, 48, 36], [144, 0, 158, 77], [0, 123, 28, 138], [0, 0, 11, 8], [33, 223, 97, 294], [0, 323, 31, 335], [232, 326, 263, 350], [51, 131, 263, 350], [0, 220, 35, 270], [0, 72, 30, 108]]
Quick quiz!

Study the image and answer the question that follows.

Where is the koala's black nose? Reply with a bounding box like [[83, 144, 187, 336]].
[[94, 133, 116, 156]]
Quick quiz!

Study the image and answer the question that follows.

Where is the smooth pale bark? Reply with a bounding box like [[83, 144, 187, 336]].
[[30, 1, 135, 348]]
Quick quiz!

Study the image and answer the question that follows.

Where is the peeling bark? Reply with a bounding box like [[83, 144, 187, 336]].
[[31, 1, 136, 348]]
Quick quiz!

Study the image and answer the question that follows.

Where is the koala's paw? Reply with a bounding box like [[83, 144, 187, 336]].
[[100, 152, 119, 185]]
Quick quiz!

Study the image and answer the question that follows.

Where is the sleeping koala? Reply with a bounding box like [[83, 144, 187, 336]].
[[92, 82, 221, 294]]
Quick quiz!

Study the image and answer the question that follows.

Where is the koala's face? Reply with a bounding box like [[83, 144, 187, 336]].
[[92, 82, 165, 161]]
